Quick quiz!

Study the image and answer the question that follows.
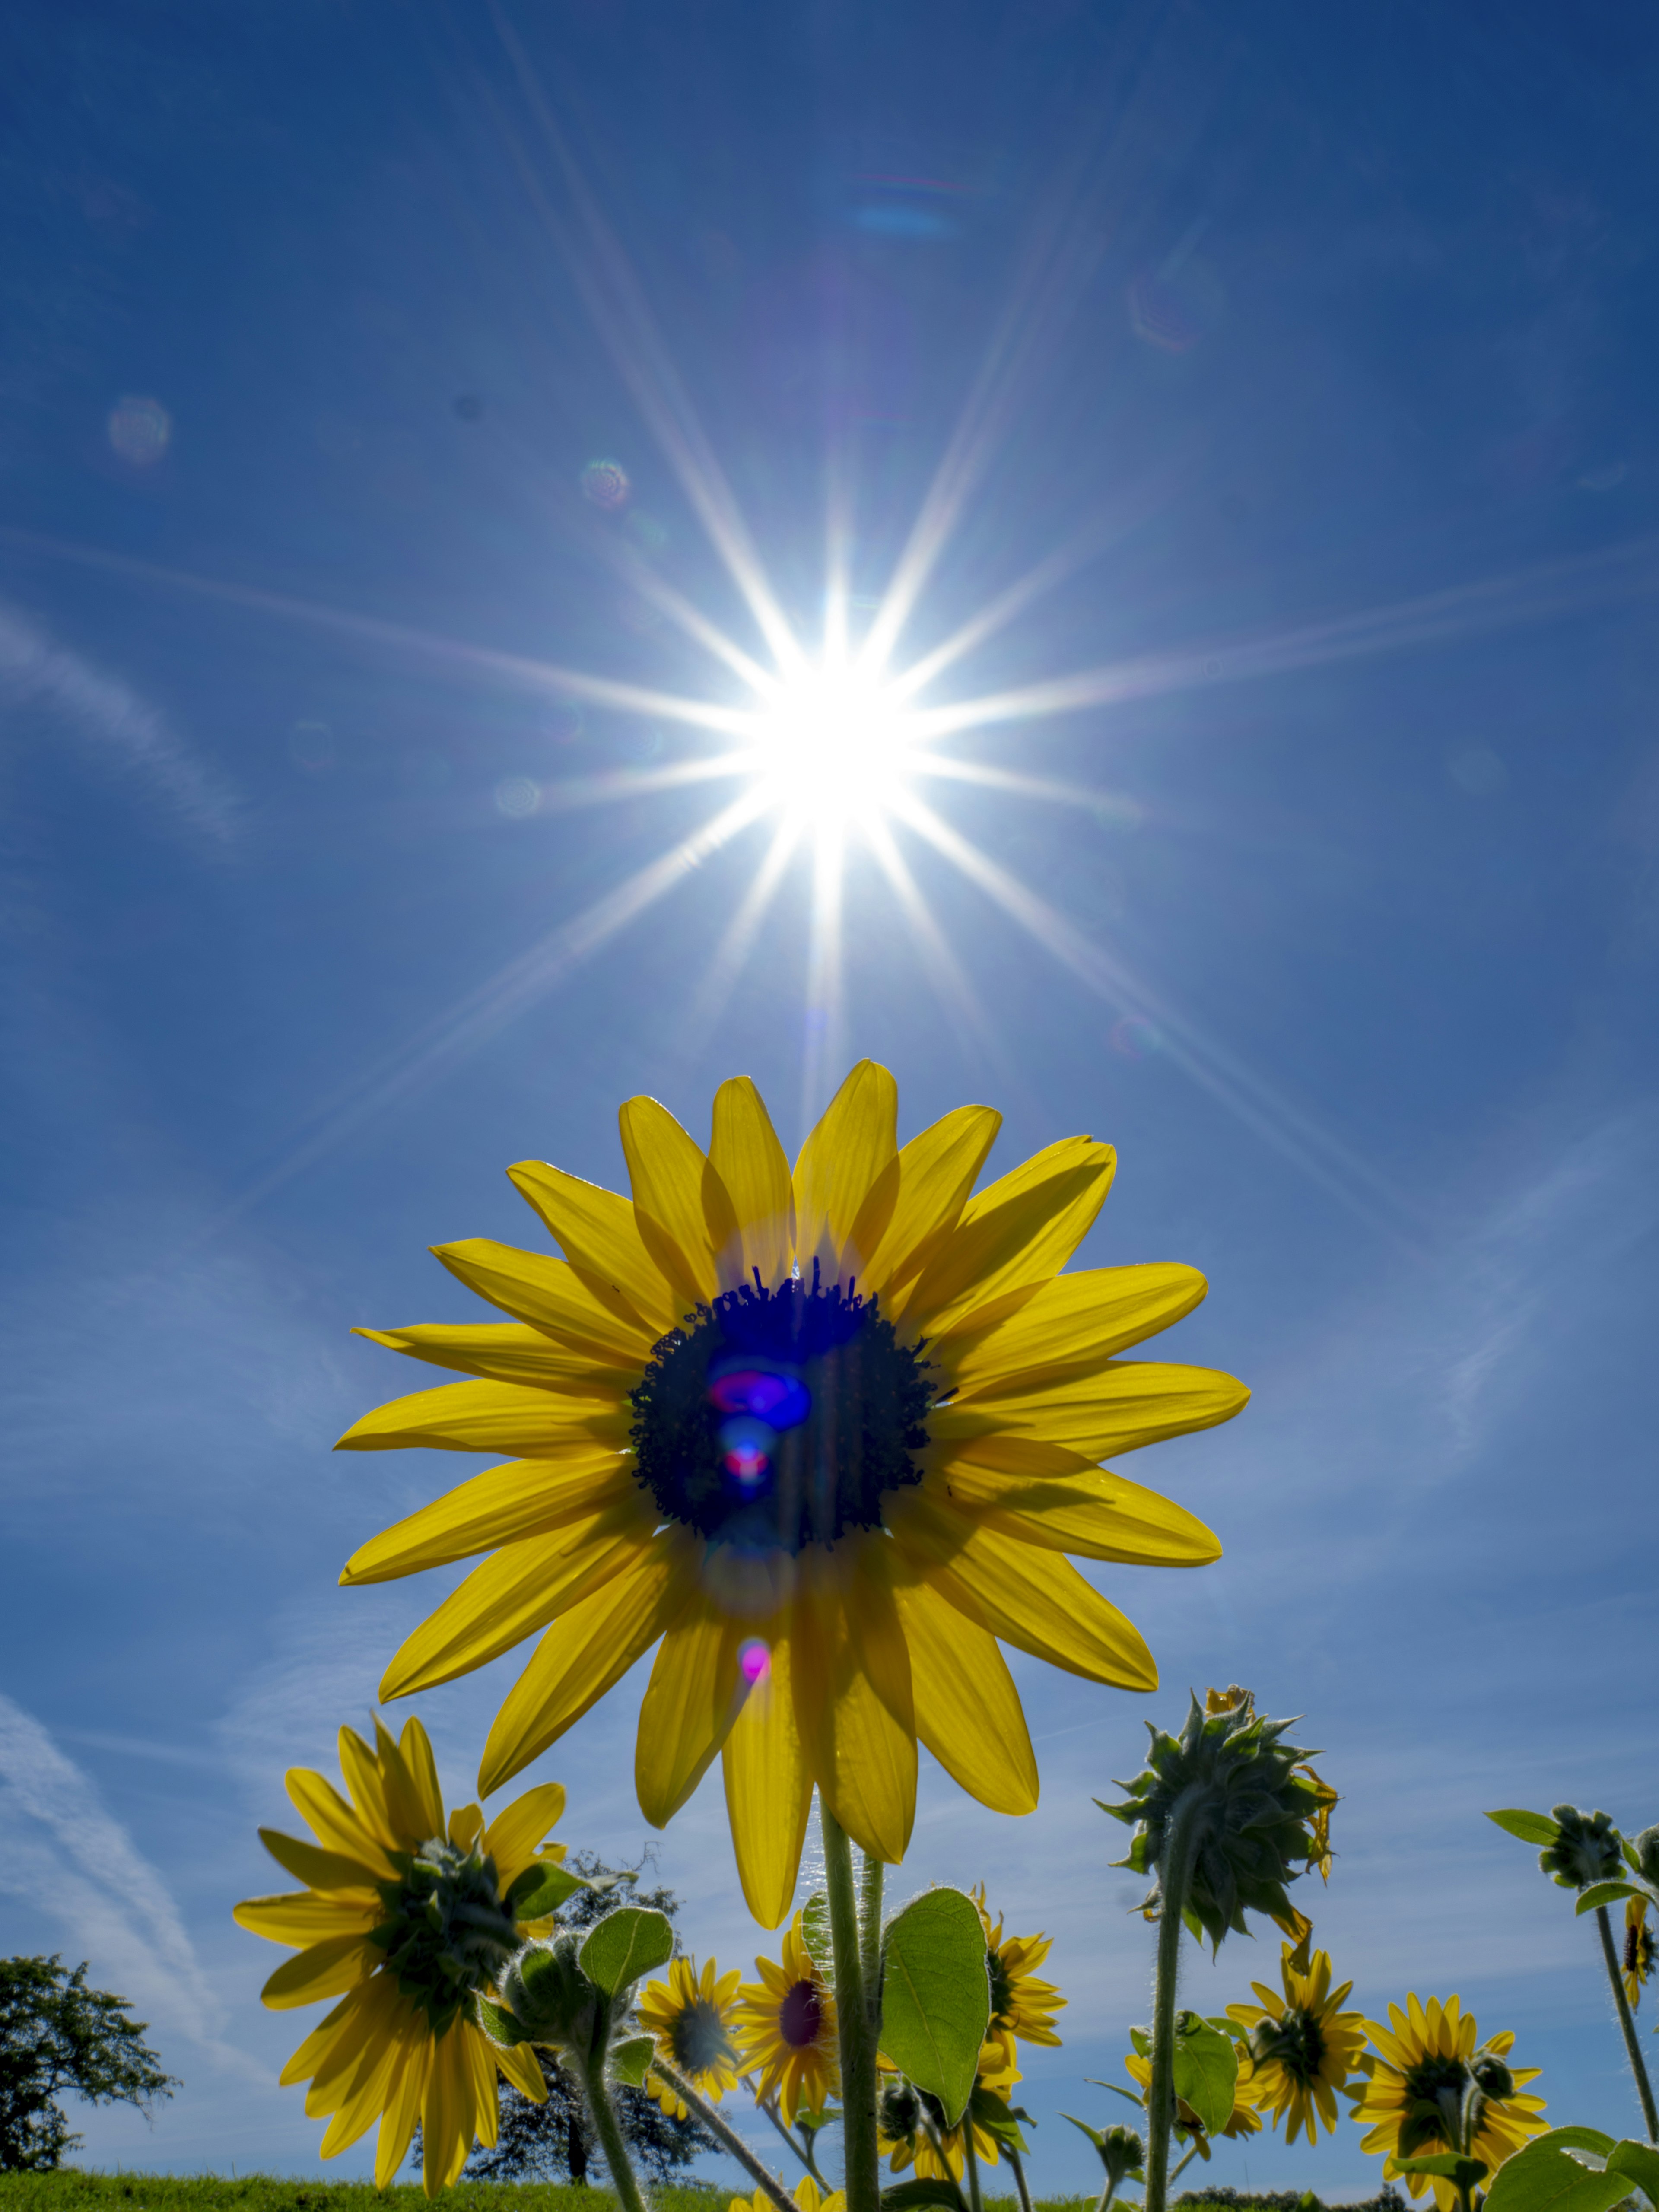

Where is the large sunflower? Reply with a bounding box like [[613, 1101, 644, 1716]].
[[636, 1954, 742, 2117], [972, 1884, 1064, 2077], [336, 1062, 1246, 1923], [1227, 1942, 1365, 2144], [233, 1716, 559, 2194], [734, 1912, 839, 2124], [1124, 2047, 1261, 2155], [1350, 1995, 1547, 2209]]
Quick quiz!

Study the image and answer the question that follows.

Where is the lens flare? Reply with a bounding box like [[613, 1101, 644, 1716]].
[[738, 1639, 771, 1684], [752, 658, 923, 830]]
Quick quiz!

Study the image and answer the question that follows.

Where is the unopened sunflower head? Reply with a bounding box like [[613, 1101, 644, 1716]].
[[1099, 1688, 1334, 1952], [1538, 1805, 1624, 1889], [335, 1062, 1247, 1925]]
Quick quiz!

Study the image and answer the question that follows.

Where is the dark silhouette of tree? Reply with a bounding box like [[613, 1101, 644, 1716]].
[[0, 1956, 177, 2171], [462, 1853, 714, 2184]]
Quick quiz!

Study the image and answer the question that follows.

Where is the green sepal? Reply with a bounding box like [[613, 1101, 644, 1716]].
[[506, 1861, 589, 1920], [1170, 2010, 1239, 2137], [880, 2181, 969, 2212], [1089, 2080, 1148, 2111], [1487, 1810, 1564, 1848], [608, 2034, 655, 2087], [578, 1907, 674, 1997], [801, 1891, 836, 1991], [1126, 2028, 1152, 2060], [1607, 2139, 1659, 2205], [1065, 2115, 1106, 2152], [970, 2084, 1031, 2153], [1575, 1883, 1643, 1916], [476, 1996, 528, 2047], [877, 1888, 990, 2127]]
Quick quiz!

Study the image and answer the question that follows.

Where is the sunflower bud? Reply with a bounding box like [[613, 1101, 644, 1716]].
[[1100, 2124, 1146, 2184], [878, 2078, 922, 2143], [1540, 1805, 1623, 1890], [1098, 1688, 1334, 1952], [1471, 2054, 1514, 2099], [1630, 1826, 1659, 1890], [500, 1933, 597, 2052]]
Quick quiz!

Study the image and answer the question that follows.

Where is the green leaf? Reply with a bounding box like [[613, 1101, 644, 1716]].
[[971, 2085, 1030, 2153], [506, 1861, 589, 1920], [1487, 1810, 1565, 1848], [1170, 2011, 1239, 2137], [578, 1907, 674, 1996], [880, 2181, 968, 2212], [878, 1888, 990, 2127], [1543, 2133, 1618, 2158], [1607, 2139, 1659, 2206], [475, 1996, 527, 2047], [1484, 2133, 1632, 2212], [607, 2034, 655, 2088], [1395, 2156, 1491, 2187], [801, 1891, 836, 1992], [1576, 1884, 1644, 1916]]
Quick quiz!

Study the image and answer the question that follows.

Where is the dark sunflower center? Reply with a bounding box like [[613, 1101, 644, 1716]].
[[779, 1977, 825, 2049], [987, 1948, 1014, 2026], [369, 1838, 519, 2035], [1251, 2006, 1326, 2084], [670, 1996, 736, 2075], [1398, 2053, 1471, 2155], [1627, 1926, 1655, 1979], [629, 1269, 933, 1551]]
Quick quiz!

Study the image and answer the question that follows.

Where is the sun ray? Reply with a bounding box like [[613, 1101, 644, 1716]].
[[798, 819, 848, 1134], [862, 816, 1013, 1083], [671, 816, 802, 1047]]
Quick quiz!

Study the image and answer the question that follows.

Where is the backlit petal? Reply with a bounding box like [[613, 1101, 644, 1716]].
[[889, 1572, 1036, 1815], [433, 1237, 658, 1359], [858, 1104, 1001, 1302], [636, 1587, 750, 1825], [374, 2015, 430, 2187], [931, 1263, 1207, 1390], [496, 2039, 547, 2103], [483, 1781, 568, 1890], [334, 1377, 626, 1456], [234, 1892, 381, 1946], [928, 1455, 1221, 1566], [722, 1617, 812, 1929], [791, 1537, 915, 1861], [793, 1061, 899, 1284], [896, 1137, 1115, 1332], [285, 1772, 400, 1879], [956, 1360, 1249, 1459], [507, 1164, 680, 1337], [258, 1827, 383, 1894], [353, 1321, 634, 1393], [340, 1453, 638, 1585], [709, 1077, 795, 1290], [260, 1934, 379, 2009], [619, 1093, 728, 1308]]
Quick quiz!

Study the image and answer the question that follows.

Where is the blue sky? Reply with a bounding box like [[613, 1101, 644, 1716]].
[[3, 0, 1659, 2197]]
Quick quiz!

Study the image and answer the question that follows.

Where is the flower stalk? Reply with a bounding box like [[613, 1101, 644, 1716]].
[[576, 2055, 652, 2212], [1144, 1788, 1205, 2212], [1594, 1903, 1659, 2141], [962, 2123, 985, 2212], [821, 1802, 882, 2212], [649, 2058, 797, 2212]]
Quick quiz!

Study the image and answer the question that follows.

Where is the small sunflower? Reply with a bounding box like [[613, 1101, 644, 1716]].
[[1226, 1942, 1365, 2144], [878, 2052, 1011, 2181], [732, 2180, 846, 2212], [1124, 2047, 1261, 2155], [972, 1884, 1065, 2077], [735, 1912, 839, 2125], [637, 1954, 742, 2116], [233, 1716, 559, 2194], [1625, 1897, 1655, 2009], [1350, 1995, 1547, 2209], [336, 1062, 1246, 1923]]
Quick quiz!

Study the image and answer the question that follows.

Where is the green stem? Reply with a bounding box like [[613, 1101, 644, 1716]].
[[821, 1801, 880, 2212], [859, 1850, 886, 2000], [1092, 2181, 1120, 2212], [1596, 1904, 1659, 2141], [1144, 1788, 1206, 2212], [650, 2059, 796, 2212], [1169, 2141, 1201, 2186], [579, 2051, 651, 2212], [747, 2085, 827, 2183], [961, 2125, 985, 2212], [1007, 2143, 1035, 2212]]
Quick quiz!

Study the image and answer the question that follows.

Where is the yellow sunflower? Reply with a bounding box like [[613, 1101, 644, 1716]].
[[732, 2180, 846, 2212], [1125, 2047, 1262, 2154], [735, 1912, 839, 2124], [972, 1883, 1064, 2077], [1227, 1942, 1365, 2144], [879, 2047, 1014, 2180], [1350, 1995, 1547, 2209], [336, 1061, 1245, 1923], [637, 1954, 742, 2116], [232, 1715, 559, 2194], [1625, 1898, 1655, 2009]]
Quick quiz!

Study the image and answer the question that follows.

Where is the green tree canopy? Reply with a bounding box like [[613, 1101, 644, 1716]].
[[0, 1956, 178, 2171]]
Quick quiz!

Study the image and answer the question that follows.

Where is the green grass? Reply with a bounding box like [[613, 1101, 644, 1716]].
[[0, 2182, 1100, 2212]]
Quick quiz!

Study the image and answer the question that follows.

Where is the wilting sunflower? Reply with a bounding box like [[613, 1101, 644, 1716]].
[[1350, 1995, 1547, 2209], [735, 1912, 839, 2124], [336, 1062, 1246, 1923], [1124, 2047, 1262, 2154], [973, 1883, 1065, 2077], [637, 1954, 742, 2116], [1227, 1942, 1365, 2144], [233, 1716, 559, 2194], [1625, 1898, 1655, 2008]]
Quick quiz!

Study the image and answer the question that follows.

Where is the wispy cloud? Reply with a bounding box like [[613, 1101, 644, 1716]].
[[0, 595, 239, 847]]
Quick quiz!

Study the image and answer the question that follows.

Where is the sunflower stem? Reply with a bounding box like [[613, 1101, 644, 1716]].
[[1007, 2143, 1035, 2212], [1144, 1786, 1207, 2212], [821, 1802, 881, 2212], [578, 2048, 652, 2212], [859, 1850, 886, 1997], [748, 2086, 828, 2183], [1169, 2142, 1201, 2184], [962, 2123, 985, 2212], [651, 2060, 797, 2212], [1595, 1903, 1659, 2141]]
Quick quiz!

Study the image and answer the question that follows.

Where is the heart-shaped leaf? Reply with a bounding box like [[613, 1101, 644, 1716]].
[[579, 1907, 674, 1997], [878, 1888, 989, 2126]]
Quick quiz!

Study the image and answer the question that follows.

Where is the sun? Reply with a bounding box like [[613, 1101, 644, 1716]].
[[749, 655, 923, 832]]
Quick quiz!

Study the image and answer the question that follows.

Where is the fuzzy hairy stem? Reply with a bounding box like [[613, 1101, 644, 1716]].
[[1596, 1903, 1659, 2141], [578, 2052, 651, 2212], [821, 1802, 880, 2212], [1006, 2143, 1035, 2212], [748, 2085, 827, 2183], [1144, 1787, 1207, 2212], [649, 2059, 796, 2212], [961, 2122, 985, 2212]]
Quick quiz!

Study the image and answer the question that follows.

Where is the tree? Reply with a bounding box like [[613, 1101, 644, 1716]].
[[0, 1956, 178, 2171], [461, 1854, 714, 2185]]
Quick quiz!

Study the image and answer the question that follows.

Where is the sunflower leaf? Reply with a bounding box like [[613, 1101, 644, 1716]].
[[1169, 2010, 1238, 2137], [1486, 1810, 1564, 1848], [608, 2034, 655, 2087], [970, 2084, 1030, 2153], [802, 1891, 836, 1991], [476, 1996, 528, 2047], [507, 1861, 589, 1920], [578, 1906, 674, 1997], [1607, 2140, 1659, 2206], [877, 1887, 990, 2126], [1574, 1883, 1643, 1916], [1483, 2133, 1632, 2212]]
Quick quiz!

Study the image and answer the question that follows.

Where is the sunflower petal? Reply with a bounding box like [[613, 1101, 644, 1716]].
[[890, 1572, 1037, 1815], [423, 2022, 469, 2195], [258, 1827, 385, 1894], [433, 1238, 658, 1360], [477, 1534, 693, 1796], [955, 1360, 1249, 1458], [352, 1321, 633, 1393], [897, 1137, 1115, 1331], [483, 1781, 568, 1888], [285, 1772, 400, 1878], [932, 1263, 1207, 1389], [340, 1453, 638, 1585], [859, 1103, 1002, 1301], [374, 2010, 431, 2187], [791, 1537, 915, 1862], [636, 1589, 747, 1826], [722, 1619, 813, 1929], [709, 1077, 795, 1290], [379, 1495, 657, 1699], [234, 1891, 382, 1945], [260, 1934, 379, 2009], [793, 1061, 899, 1283], [337, 1726, 396, 1845], [396, 1716, 447, 1837], [929, 1457, 1221, 1566], [334, 1376, 626, 1456], [278, 1993, 356, 2087], [506, 1165, 679, 1336], [619, 1094, 728, 1307], [496, 2039, 547, 2103]]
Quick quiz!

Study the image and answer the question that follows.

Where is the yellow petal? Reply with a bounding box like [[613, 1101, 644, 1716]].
[[379, 1495, 657, 1699], [258, 1827, 383, 1894], [709, 1076, 795, 1291], [897, 1137, 1115, 1332], [886, 1493, 1157, 1688], [496, 2039, 547, 2103], [433, 1237, 658, 1360], [396, 1716, 447, 1837], [619, 1093, 728, 1307], [956, 1360, 1249, 1459], [859, 1103, 1002, 1301], [340, 1452, 637, 1585], [260, 1934, 379, 2009], [636, 1591, 747, 1826], [793, 1061, 899, 1283], [423, 2022, 469, 2196], [285, 1772, 400, 1879], [722, 1619, 812, 1929], [334, 1376, 626, 1455], [477, 1533, 693, 1796], [461, 2020, 499, 2153], [316, 2005, 403, 2155], [929, 1456, 1221, 1566], [792, 1537, 915, 1862], [449, 1803, 486, 1851], [352, 1321, 634, 1393], [505, 1165, 679, 1336], [374, 2012, 430, 2187], [932, 1263, 1207, 1389], [234, 1891, 382, 1945], [483, 1780, 568, 1888], [888, 1573, 1037, 1815], [279, 1993, 356, 2087], [337, 1727, 396, 1846]]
